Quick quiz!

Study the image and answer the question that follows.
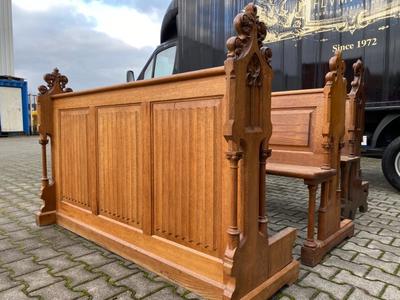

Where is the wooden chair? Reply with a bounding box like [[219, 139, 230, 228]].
[[266, 52, 354, 267], [340, 59, 369, 219], [35, 4, 299, 299]]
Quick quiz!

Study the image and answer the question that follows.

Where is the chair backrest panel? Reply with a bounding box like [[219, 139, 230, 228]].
[[269, 88, 326, 167]]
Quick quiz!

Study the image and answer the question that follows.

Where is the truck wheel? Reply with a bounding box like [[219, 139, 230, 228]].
[[382, 137, 400, 191]]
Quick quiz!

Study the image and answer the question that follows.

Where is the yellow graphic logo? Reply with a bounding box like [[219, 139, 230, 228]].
[[255, 0, 400, 42]]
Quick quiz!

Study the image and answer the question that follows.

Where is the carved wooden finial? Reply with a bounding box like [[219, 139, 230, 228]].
[[349, 59, 364, 97], [325, 51, 346, 84], [226, 3, 271, 65], [38, 68, 73, 95]]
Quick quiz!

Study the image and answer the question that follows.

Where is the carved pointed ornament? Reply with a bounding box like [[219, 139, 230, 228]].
[[38, 68, 73, 95], [349, 59, 364, 100], [226, 4, 272, 65], [325, 51, 346, 86]]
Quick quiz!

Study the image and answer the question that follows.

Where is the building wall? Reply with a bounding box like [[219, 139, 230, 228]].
[[0, 0, 14, 76]]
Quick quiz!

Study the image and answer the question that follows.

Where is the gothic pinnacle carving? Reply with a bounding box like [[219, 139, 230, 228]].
[[38, 68, 73, 95], [325, 51, 346, 84], [350, 59, 364, 98], [226, 3, 270, 61]]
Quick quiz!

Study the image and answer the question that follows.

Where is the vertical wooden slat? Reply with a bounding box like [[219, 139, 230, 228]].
[[154, 108, 161, 232], [168, 108, 174, 236], [176, 109, 183, 239], [189, 107, 196, 243], [199, 106, 206, 246], [182, 109, 190, 241], [88, 106, 98, 215], [161, 109, 167, 233], [205, 106, 214, 249], [142, 102, 152, 234]]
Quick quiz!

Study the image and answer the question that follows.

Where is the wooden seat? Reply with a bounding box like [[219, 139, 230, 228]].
[[35, 5, 299, 299], [266, 53, 354, 266], [266, 163, 336, 183], [340, 60, 369, 219]]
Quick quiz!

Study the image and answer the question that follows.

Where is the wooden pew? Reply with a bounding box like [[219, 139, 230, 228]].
[[35, 4, 299, 299], [341, 59, 369, 219], [266, 52, 354, 267]]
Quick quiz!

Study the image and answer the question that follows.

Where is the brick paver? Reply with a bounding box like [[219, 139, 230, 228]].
[[0, 136, 399, 299], [268, 148, 400, 299]]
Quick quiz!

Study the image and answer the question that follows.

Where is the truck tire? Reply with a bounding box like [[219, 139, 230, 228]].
[[382, 137, 400, 191]]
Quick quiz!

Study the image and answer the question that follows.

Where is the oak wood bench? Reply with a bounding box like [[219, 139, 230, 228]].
[[340, 59, 369, 219], [35, 4, 299, 299], [266, 52, 354, 266]]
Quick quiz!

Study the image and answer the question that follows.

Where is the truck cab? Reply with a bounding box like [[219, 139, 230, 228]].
[[137, 1, 178, 80]]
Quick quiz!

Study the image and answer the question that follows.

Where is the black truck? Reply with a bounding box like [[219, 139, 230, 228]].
[[132, 0, 400, 191]]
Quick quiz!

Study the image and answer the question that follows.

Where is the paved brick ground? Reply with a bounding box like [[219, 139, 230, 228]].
[[0, 136, 399, 299]]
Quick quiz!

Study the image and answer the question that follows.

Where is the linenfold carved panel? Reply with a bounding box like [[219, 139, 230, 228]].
[[152, 98, 222, 255], [270, 109, 313, 147], [97, 105, 142, 228], [60, 109, 90, 209]]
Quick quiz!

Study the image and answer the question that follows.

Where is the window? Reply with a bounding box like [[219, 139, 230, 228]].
[[154, 46, 176, 78], [143, 57, 154, 80]]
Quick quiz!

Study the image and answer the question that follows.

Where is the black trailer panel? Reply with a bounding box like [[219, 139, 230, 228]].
[[136, 0, 400, 190]]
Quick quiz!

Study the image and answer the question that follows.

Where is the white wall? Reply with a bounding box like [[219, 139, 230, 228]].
[[0, 0, 14, 76]]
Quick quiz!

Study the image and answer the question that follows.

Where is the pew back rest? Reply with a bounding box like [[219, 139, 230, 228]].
[[49, 67, 229, 258], [268, 52, 347, 171], [269, 88, 326, 167]]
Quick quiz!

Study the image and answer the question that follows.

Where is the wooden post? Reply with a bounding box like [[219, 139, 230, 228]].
[[258, 147, 270, 235], [318, 51, 347, 239], [226, 150, 242, 250], [304, 184, 317, 249], [341, 59, 369, 219], [36, 68, 72, 226], [222, 4, 298, 299]]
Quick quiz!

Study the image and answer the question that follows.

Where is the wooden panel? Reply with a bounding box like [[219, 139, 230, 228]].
[[97, 105, 142, 228], [152, 97, 222, 255], [60, 109, 90, 209], [269, 91, 326, 167], [270, 109, 313, 147]]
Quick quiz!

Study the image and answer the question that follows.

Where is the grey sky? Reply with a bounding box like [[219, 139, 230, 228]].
[[12, 0, 171, 93]]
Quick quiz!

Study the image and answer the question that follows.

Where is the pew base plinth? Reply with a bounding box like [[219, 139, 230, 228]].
[[240, 259, 299, 300], [36, 210, 56, 226], [301, 219, 354, 267]]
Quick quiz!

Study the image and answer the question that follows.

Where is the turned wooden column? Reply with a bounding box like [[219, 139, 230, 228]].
[[226, 150, 243, 250], [39, 134, 49, 188], [304, 184, 318, 249], [258, 148, 270, 235]]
